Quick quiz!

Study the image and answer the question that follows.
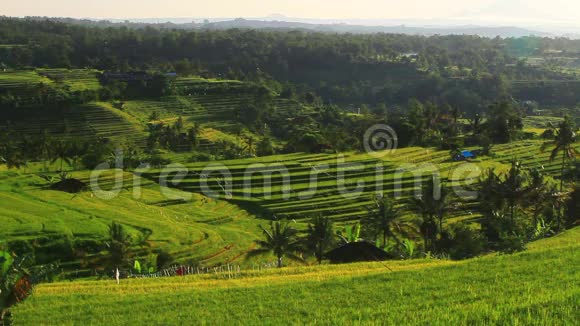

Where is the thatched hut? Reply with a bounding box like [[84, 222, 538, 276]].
[[324, 242, 391, 264]]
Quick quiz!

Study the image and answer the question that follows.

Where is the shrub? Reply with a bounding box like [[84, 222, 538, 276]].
[[496, 233, 527, 254], [34, 236, 75, 264], [188, 152, 213, 162], [565, 186, 580, 227], [155, 250, 174, 270], [480, 210, 531, 254], [445, 224, 485, 260], [530, 217, 554, 240], [147, 155, 171, 168], [8, 240, 34, 259]]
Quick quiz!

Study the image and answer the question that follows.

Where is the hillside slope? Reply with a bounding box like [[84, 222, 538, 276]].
[[1, 139, 577, 272], [144, 139, 579, 224], [0, 71, 303, 150], [11, 227, 580, 325], [0, 170, 262, 271]]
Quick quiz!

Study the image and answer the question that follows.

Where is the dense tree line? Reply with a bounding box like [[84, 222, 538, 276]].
[[2, 17, 578, 109]]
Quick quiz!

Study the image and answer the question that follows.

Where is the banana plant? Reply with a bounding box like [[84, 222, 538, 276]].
[[337, 223, 362, 244], [0, 251, 12, 276], [134, 260, 142, 274], [401, 239, 416, 259], [1, 251, 58, 323], [1, 252, 32, 323]]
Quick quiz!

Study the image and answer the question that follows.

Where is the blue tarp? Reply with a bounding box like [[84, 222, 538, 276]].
[[461, 150, 475, 158]]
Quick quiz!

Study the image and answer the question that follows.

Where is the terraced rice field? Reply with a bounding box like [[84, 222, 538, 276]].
[[0, 102, 146, 144], [0, 140, 576, 272], [37, 68, 101, 92], [125, 95, 301, 126], [0, 170, 263, 271], [0, 69, 101, 107], [174, 76, 243, 87], [523, 115, 564, 129], [1, 73, 301, 149], [0, 70, 54, 102], [123, 94, 303, 149], [0, 70, 53, 89], [142, 151, 472, 224], [142, 140, 578, 226], [492, 139, 580, 176]]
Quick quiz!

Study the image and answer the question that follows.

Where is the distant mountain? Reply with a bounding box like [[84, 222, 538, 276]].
[[200, 18, 551, 38], [23, 16, 553, 38]]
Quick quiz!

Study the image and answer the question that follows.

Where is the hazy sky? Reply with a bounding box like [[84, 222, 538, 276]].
[[1, 0, 579, 26]]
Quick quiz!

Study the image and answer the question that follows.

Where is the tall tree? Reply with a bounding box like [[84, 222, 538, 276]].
[[305, 216, 335, 264], [362, 194, 410, 249], [107, 222, 132, 269], [542, 115, 578, 192], [50, 139, 73, 173], [247, 220, 303, 268], [411, 175, 451, 251], [501, 161, 530, 222], [526, 168, 553, 223], [485, 101, 523, 143], [0, 126, 26, 169]]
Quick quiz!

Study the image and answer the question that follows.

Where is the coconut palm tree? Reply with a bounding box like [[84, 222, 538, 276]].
[[362, 194, 412, 249], [247, 219, 303, 268], [479, 168, 505, 215], [107, 222, 132, 269], [411, 175, 451, 251], [526, 168, 553, 223], [0, 126, 27, 169], [50, 139, 73, 174], [306, 216, 335, 264], [501, 160, 530, 222], [36, 130, 53, 172], [242, 135, 256, 157], [542, 115, 578, 192]]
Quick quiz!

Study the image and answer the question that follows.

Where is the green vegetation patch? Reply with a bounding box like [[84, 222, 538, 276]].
[[11, 227, 580, 325]]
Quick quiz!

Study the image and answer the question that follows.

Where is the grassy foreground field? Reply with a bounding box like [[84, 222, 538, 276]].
[[11, 227, 580, 325]]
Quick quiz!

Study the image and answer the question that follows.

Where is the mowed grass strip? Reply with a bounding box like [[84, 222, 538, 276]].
[[12, 228, 580, 325]]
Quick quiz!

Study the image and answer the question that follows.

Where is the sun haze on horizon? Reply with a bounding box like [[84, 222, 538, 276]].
[[1, 0, 579, 26]]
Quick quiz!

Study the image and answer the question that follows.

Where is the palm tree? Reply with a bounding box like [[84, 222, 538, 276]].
[[548, 189, 571, 232], [107, 222, 132, 269], [526, 168, 552, 223], [411, 175, 451, 251], [501, 161, 529, 222], [247, 220, 303, 268], [306, 216, 335, 264], [405, 100, 427, 145], [242, 135, 256, 157], [0, 127, 27, 169], [50, 139, 72, 173], [479, 168, 505, 215], [362, 194, 411, 249], [68, 139, 88, 171], [37, 130, 53, 172], [542, 116, 578, 192]]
